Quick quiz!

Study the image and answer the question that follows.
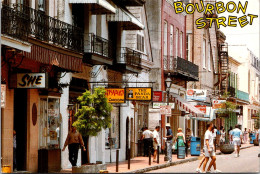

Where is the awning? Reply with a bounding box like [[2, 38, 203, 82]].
[[106, 7, 144, 30], [68, 0, 116, 14], [170, 93, 205, 117], [23, 45, 83, 72], [189, 108, 216, 122]]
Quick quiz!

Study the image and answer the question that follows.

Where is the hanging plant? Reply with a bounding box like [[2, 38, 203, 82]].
[[216, 101, 237, 118]]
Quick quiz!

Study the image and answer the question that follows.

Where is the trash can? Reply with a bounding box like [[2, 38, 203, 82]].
[[177, 146, 186, 159], [250, 133, 256, 144], [190, 137, 201, 156]]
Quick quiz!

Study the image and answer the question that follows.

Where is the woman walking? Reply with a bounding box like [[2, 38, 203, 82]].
[[220, 127, 226, 145], [243, 128, 248, 144]]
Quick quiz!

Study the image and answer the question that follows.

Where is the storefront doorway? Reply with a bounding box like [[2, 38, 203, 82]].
[[14, 89, 27, 171]]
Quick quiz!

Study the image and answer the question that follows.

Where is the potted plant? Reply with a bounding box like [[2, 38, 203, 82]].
[[72, 87, 113, 173]]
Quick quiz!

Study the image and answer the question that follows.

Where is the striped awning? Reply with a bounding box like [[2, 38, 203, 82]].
[[171, 93, 205, 117], [23, 45, 83, 72], [68, 0, 116, 14], [106, 7, 144, 30]]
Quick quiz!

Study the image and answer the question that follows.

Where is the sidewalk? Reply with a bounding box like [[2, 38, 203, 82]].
[[60, 143, 254, 173]]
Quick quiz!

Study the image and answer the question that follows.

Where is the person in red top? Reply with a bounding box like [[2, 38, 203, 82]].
[[62, 126, 86, 166]]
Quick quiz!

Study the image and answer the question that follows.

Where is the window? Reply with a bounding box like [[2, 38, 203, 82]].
[[208, 43, 211, 71], [186, 34, 191, 61], [175, 28, 179, 57], [38, 0, 46, 12], [170, 25, 174, 56], [105, 106, 120, 149], [164, 21, 168, 56], [137, 34, 144, 52], [180, 31, 183, 58], [203, 39, 206, 69], [39, 97, 61, 149]]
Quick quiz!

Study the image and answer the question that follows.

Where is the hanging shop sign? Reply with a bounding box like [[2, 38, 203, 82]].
[[16, 73, 47, 88], [251, 114, 259, 119], [160, 105, 172, 115], [125, 87, 152, 101], [1, 84, 6, 108], [195, 105, 207, 114], [186, 89, 207, 101], [153, 91, 164, 102], [153, 102, 175, 109], [105, 88, 125, 103], [212, 100, 226, 109]]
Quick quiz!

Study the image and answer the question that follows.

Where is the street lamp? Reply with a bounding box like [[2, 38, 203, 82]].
[[165, 73, 172, 105]]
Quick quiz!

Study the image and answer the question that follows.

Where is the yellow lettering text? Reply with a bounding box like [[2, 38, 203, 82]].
[[248, 14, 258, 25], [205, 4, 214, 14], [174, 2, 184, 14], [238, 15, 249, 28], [216, 17, 227, 28], [195, 0, 205, 13], [216, 2, 226, 14], [185, 3, 195, 14], [237, 1, 248, 14], [226, 1, 236, 13], [196, 17, 206, 29], [228, 16, 237, 27]]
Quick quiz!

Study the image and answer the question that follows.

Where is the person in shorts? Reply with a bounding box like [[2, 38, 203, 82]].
[[153, 126, 160, 162], [231, 125, 243, 157], [202, 123, 221, 173]]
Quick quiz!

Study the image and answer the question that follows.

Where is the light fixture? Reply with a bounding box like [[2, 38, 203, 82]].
[[165, 73, 172, 90]]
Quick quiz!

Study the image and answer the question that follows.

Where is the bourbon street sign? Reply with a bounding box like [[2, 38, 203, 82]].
[[125, 87, 152, 101], [105, 88, 125, 103]]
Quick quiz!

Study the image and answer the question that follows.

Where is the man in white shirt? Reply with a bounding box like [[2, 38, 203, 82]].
[[202, 123, 221, 173], [231, 125, 243, 157], [212, 126, 218, 151], [142, 127, 153, 157], [153, 126, 160, 162]]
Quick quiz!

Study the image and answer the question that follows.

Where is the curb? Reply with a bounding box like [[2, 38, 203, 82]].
[[123, 145, 254, 173]]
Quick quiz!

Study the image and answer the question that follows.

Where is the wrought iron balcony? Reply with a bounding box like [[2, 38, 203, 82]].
[[164, 56, 199, 81], [83, 33, 113, 65], [1, 4, 29, 42], [116, 47, 142, 73], [116, 0, 145, 6], [236, 90, 249, 102], [1, 4, 84, 53]]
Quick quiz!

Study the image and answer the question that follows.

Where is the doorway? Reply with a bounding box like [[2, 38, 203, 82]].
[[14, 89, 27, 171], [125, 117, 129, 160]]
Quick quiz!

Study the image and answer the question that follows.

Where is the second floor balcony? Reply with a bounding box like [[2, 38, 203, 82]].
[[164, 56, 199, 81], [117, 0, 146, 6], [83, 33, 113, 65], [1, 4, 84, 53], [115, 47, 142, 73]]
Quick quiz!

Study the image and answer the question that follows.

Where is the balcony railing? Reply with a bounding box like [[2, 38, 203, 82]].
[[164, 56, 199, 81], [2, 4, 84, 53], [1, 4, 29, 42], [118, 0, 145, 6], [118, 47, 142, 68], [85, 33, 113, 59]]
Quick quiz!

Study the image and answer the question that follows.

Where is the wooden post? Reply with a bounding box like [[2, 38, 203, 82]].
[[157, 145, 159, 164], [116, 149, 119, 172], [128, 148, 130, 170], [148, 146, 151, 165]]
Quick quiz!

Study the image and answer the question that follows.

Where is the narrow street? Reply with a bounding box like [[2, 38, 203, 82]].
[[148, 147, 260, 173]]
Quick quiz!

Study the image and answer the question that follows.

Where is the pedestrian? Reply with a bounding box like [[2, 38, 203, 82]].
[[174, 128, 185, 150], [165, 125, 173, 163], [212, 126, 218, 150], [152, 126, 160, 162], [13, 130, 17, 172], [62, 126, 86, 166], [231, 125, 243, 157], [243, 128, 249, 144], [220, 127, 226, 145], [257, 128, 260, 143], [142, 127, 153, 157], [228, 126, 233, 144], [202, 122, 221, 173]]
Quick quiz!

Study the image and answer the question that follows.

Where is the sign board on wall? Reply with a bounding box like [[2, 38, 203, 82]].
[[160, 105, 172, 115], [212, 100, 226, 109], [153, 102, 175, 109], [251, 114, 259, 119], [153, 91, 163, 102], [195, 105, 207, 114], [186, 89, 207, 101], [105, 88, 125, 103], [125, 88, 152, 101], [1, 84, 6, 108], [17, 73, 46, 88]]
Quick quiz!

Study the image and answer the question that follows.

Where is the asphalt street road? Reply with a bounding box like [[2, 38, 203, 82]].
[[148, 146, 260, 173]]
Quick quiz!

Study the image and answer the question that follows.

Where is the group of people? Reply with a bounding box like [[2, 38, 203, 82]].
[[141, 126, 187, 163], [196, 123, 247, 173]]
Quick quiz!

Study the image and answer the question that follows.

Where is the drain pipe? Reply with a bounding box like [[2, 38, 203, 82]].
[[0, 0, 2, 172]]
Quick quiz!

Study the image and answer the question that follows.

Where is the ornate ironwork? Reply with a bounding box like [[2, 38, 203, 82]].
[[85, 33, 113, 59], [119, 47, 142, 68], [164, 56, 199, 81], [2, 4, 84, 53], [1, 4, 29, 42]]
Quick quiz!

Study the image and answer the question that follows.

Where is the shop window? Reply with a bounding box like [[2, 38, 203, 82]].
[[105, 106, 120, 149], [137, 34, 144, 52], [39, 97, 61, 149]]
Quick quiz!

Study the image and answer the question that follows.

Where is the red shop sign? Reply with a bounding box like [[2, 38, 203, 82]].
[[153, 91, 163, 102]]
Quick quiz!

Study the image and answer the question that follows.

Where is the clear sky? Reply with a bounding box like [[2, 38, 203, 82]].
[[218, 0, 259, 57]]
